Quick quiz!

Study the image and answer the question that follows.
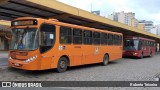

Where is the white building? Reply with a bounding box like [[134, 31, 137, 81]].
[[151, 26, 157, 34], [138, 20, 154, 33], [108, 11, 138, 27], [151, 25, 160, 35]]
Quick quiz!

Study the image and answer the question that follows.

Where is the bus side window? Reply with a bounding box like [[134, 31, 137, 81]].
[[73, 29, 82, 44], [93, 32, 100, 45], [114, 35, 119, 45], [152, 42, 153, 47], [40, 24, 55, 53], [104, 34, 108, 45], [138, 40, 142, 50], [108, 34, 113, 45], [119, 35, 122, 45], [84, 30, 92, 45], [143, 40, 146, 46], [113, 35, 116, 45], [60, 26, 72, 44], [142, 40, 144, 46], [100, 33, 105, 45]]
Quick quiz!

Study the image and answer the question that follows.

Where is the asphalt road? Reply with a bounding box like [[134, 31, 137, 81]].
[[0, 52, 160, 90]]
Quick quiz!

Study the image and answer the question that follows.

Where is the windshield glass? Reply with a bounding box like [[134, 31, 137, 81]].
[[124, 39, 139, 50], [10, 28, 38, 50]]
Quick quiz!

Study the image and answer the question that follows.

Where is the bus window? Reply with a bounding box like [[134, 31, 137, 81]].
[[101, 33, 105, 45], [114, 35, 119, 45], [101, 33, 108, 45], [84, 30, 92, 45], [108, 34, 113, 45], [60, 26, 72, 44], [124, 39, 139, 50], [93, 32, 100, 45], [119, 35, 122, 45], [10, 28, 38, 50], [138, 40, 142, 50], [73, 29, 82, 44], [40, 24, 55, 53]]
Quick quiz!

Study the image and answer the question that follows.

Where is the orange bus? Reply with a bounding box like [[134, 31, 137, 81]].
[[8, 17, 123, 72]]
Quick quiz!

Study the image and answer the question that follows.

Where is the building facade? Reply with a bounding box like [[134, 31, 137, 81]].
[[138, 20, 154, 33], [108, 11, 138, 27], [151, 25, 160, 35]]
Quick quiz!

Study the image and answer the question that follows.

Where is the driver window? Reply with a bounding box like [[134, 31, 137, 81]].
[[40, 24, 55, 53]]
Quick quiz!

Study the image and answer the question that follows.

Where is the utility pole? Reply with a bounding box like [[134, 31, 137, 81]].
[[90, 3, 92, 12]]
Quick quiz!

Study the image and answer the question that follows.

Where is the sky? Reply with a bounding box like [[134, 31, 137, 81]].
[[57, 0, 160, 25]]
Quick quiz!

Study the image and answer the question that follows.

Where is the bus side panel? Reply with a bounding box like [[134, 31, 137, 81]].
[[108, 46, 122, 61], [92, 46, 102, 63], [40, 45, 60, 70], [107, 46, 114, 61], [41, 57, 52, 70], [82, 45, 95, 64], [57, 45, 75, 66]]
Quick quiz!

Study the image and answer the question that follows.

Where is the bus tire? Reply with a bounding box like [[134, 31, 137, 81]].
[[140, 52, 144, 59], [56, 57, 68, 73], [149, 52, 152, 57], [102, 55, 109, 66]]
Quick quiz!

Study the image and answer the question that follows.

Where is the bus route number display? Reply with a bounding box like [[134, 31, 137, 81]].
[[11, 20, 37, 26]]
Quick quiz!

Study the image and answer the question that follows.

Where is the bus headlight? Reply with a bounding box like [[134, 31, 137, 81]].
[[9, 57, 13, 60], [24, 55, 37, 63], [133, 52, 138, 55]]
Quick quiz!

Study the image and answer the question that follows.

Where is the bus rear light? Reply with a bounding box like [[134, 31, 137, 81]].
[[24, 55, 37, 63]]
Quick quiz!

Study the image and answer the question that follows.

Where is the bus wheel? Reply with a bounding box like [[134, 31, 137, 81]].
[[102, 55, 109, 66], [140, 53, 144, 59], [56, 57, 68, 73], [149, 52, 152, 57]]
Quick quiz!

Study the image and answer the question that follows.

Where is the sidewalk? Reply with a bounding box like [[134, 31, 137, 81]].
[[156, 52, 160, 55], [0, 51, 8, 58], [0, 51, 8, 67]]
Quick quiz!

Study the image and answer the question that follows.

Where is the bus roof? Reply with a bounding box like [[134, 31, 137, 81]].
[[124, 36, 155, 42], [12, 17, 123, 35]]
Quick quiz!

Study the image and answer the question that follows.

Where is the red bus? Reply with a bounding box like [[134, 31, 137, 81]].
[[123, 36, 156, 58]]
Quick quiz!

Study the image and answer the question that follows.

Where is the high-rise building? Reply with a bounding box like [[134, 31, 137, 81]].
[[151, 25, 160, 35], [91, 10, 100, 16], [108, 11, 138, 27], [138, 20, 154, 33]]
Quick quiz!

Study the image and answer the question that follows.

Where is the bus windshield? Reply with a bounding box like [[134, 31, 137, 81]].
[[124, 39, 139, 50], [10, 28, 38, 50]]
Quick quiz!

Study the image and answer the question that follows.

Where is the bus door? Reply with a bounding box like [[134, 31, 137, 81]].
[[40, 24, 56, 69]]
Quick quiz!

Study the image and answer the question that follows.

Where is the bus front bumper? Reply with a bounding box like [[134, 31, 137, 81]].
[[8, 59, 39, 70]]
